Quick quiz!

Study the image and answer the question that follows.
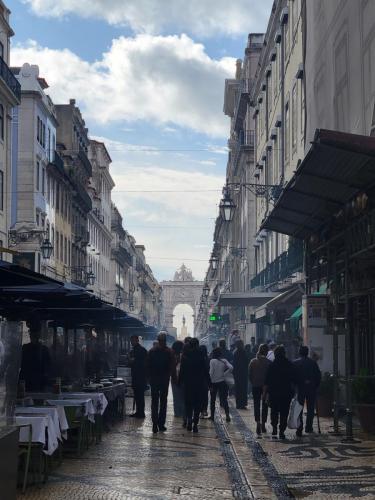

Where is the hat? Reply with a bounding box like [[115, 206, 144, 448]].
[[269, 340, 276, 347]]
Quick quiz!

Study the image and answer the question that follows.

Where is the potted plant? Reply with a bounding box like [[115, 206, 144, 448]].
[[353, 369, 375, 434], [317, 372, 334, 417]]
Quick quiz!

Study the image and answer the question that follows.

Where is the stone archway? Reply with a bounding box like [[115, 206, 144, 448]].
[[160, 264, 203, 338]]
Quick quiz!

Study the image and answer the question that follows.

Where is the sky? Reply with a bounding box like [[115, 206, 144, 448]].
[[8, 0, 273, 293]]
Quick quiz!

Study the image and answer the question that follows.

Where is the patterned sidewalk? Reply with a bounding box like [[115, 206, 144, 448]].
[[227, 400, 375, 499]]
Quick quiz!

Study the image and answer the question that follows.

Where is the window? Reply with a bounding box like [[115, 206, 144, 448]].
[[64, 237, 67, 265], [47, 128, 51, 159], [36, 161, 40, 191], [37, 117, 46, 148], [56, 231, 59, 260], [56, 182, 60, 211], [292, 83, 297, 151], [36, 211, 40, 226], [0, 170, 3, 211], [42, 167, 45, 195], [285, 101, 290, 163], [0, 104, 4, 140], [0, 41, 4, 60], [0, 239, 3, 260]]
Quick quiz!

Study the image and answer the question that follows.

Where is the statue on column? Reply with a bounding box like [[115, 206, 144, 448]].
[[181, 315, 188, 338]]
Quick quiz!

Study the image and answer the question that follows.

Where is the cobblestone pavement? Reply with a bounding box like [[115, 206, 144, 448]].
[[17, 396, 375, 499], [18, 397, 237, 500], [227, 400, 375, 499]]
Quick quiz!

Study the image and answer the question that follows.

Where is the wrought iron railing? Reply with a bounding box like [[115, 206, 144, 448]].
[[251, 239, 303, 288], [1, 57, 21, 101]]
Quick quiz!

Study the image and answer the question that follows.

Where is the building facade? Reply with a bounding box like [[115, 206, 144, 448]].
[[55, 100, 92, 286], [87, 140, 114, 298], [10, 64, 61, 275], [0, 1, 20, 262]]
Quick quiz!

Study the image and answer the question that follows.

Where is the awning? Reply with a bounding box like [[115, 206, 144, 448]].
[[260, 129, 375, 239], [0, 260, 145, 331], [217, 291, 277, 307], [288, 306, 302, 320], [255, 287, 303, 320]]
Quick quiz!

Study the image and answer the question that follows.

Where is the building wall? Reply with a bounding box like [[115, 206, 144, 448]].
[[0, 2, 19, 260], [252, 0, 304, 284], [305, 0, 375, 143]]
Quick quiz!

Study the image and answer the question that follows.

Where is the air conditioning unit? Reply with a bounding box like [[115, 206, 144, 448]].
[[261, 80, 267, 91], [270, 49, 277, 62], [275, 115, 282, 127], [274, 29, 282, 44], [270, 128, 278, 140], [266, 140, 273, 151]]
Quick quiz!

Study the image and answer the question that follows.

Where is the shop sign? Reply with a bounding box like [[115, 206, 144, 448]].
[[302, 295, 328, 328]]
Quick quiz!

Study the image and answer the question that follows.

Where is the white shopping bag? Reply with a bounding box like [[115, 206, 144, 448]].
[[287, 397, 303, 429]]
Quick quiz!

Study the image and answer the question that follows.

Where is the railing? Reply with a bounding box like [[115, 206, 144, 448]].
[[1, 57, 21, 101], [251, 239, 303, 288], [72, 179, 92, 211], [51, 150, 65, 174], [78, 146, 92, 177], [231, 130, 255, 171]]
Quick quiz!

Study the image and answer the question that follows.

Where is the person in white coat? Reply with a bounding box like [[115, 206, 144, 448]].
[[209, 347, 233, 422]]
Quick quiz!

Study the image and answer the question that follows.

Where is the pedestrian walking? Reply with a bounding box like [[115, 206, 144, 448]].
[[249, 343, 271, 435], [219, 338, 234, 363], [267, 340, 277, 361], [147, 332, 175, 434], [264, 345, 296, 439], [179, 338, 210, 433], [293, 345, 321, 436], [129, 335, 148, 418], [209, 347, 232, 423], [171, 340, 185, 419], [233, 340, 248, 409], [229, 329, 240, 352], [199, 344, 210, 417]]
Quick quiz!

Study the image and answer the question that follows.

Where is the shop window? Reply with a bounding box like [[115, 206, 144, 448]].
[[36, 161, 40, 191]]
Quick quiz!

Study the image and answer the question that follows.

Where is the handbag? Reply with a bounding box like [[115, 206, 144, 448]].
[[287, 397, 303, 429]]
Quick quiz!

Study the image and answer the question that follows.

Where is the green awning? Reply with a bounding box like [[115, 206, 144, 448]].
[[289, 305, 302, 320]]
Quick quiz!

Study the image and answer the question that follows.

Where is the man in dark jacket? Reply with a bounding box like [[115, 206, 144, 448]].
[[147, 332, 175, 434], [264, 345, 296, 439], [293, 346, 321, 436], [219, 338, 234, 363], [179, 338, 210, 432], [19, 323, 50, 391], [129, 335, 148, 418]]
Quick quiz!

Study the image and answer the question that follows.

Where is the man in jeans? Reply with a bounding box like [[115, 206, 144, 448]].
[[249, 343, 271, 435], [147, 332, 175, 434], [293, 345, 321, 436]]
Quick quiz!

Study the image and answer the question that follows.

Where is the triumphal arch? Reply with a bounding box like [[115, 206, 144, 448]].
[[160, 264, 203, 337]]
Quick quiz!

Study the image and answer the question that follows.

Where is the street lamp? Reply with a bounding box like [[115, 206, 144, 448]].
[[219, 189, 236, 222], [40, 238, 53, 259], [203, 283, 210, 298], [209, 254, 219, 271], [86, 270, 96, 286]]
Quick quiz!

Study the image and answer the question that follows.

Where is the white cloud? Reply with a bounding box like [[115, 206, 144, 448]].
[[24, 0, 274, 37], [198, 160, 217, 166], [11, 35, 234, 137]]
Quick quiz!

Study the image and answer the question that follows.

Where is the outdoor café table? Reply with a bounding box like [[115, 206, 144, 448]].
[[62, 393, 108, 415], [16, 414, 59, 455], [16, 406, 68, 441], [46, 399, 95, 423]]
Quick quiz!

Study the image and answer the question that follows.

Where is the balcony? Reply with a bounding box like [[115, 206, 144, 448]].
[[233, 78, 253, 131], [72, 179, 92, 212], [112, 242, 133, 267], [50, 150, 65, 176], [251, 240, 303, 289], [78, 145, 92, 177], [231, 130, 255, 172], [2, 57, 21, 102]]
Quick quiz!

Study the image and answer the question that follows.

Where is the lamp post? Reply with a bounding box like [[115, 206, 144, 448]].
[[203, 282, 210, 298], [219, 189, 236, 222], [40, 238, 53, 259], [209, 253, 219, 271]]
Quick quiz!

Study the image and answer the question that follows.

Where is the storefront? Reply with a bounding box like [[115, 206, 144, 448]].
[[260, 129, 375, 437]]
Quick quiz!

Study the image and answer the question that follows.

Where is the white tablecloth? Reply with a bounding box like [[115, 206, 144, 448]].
[[16, 414, 59, 455], [47, 399, 95, 423], [63, 393, 108, 415], [16, 406, 69, 441]]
